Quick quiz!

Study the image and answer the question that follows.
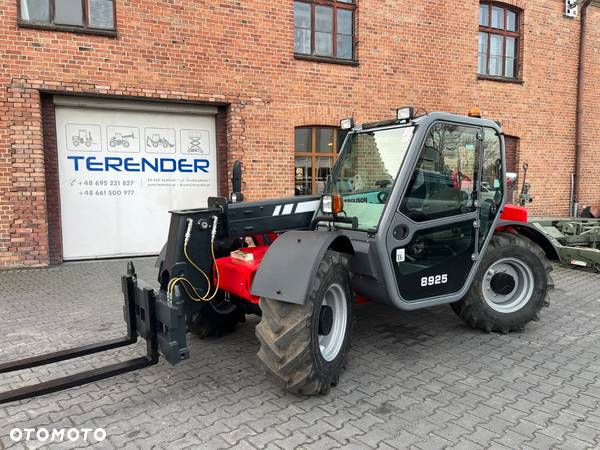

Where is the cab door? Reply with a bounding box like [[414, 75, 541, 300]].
[[387, 121, 485, 301]]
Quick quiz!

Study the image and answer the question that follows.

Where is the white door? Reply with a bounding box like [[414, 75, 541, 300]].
[[54, 98, 218, 260]]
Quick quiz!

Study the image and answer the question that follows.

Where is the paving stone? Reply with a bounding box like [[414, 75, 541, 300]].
[[247, 429, 286, 449], [525, 431, 564, 450], [414, 432, 453, 449], [0, 261, 599, 449]]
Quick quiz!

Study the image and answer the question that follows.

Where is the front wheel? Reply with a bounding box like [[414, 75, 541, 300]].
[[256, 250, 353, 395], [451, 232, 552, 333]]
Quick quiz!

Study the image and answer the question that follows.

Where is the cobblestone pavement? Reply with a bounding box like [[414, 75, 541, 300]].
[[1, 259, 600, 449]]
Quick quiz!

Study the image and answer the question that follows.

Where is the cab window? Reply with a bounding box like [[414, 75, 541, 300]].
[[330, 126, 415, 231], [400, 123, 479, 222], [479, 127, 503, 246]]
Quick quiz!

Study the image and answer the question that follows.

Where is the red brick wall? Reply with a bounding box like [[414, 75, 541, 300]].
[[41, 94, 62, 265], [505, 136, 519, 174], [0, 85, 49, 266], [580, 7, 600, 210], [216, 106, 230, 198], [0, 0, 598, 267]]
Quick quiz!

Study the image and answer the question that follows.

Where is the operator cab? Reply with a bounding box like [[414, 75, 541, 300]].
[[316, 108, 506, 309]]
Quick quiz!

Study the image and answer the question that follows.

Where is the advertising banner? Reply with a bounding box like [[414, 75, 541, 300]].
[[55, 105, 218, 259]]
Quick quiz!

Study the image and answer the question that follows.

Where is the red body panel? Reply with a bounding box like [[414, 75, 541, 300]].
[[215, 206, 528, 306], [500, 204, 528, 223], [253, 232, 278, 246], [215, 246, 269, 304]]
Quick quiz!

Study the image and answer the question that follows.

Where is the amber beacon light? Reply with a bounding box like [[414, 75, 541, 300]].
[[468, 107, 482, 118]]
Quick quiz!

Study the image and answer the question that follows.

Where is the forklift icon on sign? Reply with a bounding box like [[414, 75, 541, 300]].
[[72, 130, 93, 147]]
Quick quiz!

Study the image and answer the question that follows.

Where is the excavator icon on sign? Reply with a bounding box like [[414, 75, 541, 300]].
[[146, 134, 174, 148]]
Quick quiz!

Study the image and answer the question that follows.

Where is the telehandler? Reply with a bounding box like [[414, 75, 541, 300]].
[[109, 132, 135, 148], [0, 108, 557, 402]]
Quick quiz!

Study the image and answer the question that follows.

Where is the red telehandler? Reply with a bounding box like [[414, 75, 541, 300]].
[[0, 108, 557, 402]]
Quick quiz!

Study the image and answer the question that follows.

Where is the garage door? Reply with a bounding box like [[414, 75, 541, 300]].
[[54, 97, 219, 260]]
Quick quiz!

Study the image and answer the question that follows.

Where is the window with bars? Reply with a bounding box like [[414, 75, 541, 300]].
[[478, 2, 520, 79], [294, 126, 347, 195], [18, 0, 115, 33], [294, 0, 355, 62]]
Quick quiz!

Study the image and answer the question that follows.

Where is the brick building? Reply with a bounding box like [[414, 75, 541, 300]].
[[0, 0, 598, 268]]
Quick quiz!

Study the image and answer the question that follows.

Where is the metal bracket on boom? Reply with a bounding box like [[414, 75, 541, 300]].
[[0, 263, 161, 405]]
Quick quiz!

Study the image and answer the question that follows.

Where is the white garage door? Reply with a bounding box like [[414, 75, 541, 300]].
[[54, 97, 219, 260]]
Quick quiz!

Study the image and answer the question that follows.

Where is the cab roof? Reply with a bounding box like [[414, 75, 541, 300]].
[[359, 111, 502, 134]]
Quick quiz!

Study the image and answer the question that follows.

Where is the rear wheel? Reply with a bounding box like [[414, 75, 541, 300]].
[[451, 232, 552, 333], [191, 296, 246, 338], [256, 250, 352, 395]]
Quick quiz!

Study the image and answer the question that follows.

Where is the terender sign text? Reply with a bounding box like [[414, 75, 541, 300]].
[[67, 156, 210, 173]]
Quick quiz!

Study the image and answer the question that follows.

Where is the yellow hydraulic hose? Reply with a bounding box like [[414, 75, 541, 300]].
[[167, 217, 221, 302]]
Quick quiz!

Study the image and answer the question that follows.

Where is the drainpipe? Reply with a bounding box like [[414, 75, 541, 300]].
[[573, 0, 595, 216]]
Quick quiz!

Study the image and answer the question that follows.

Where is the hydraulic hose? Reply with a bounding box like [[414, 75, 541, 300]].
[[167, 216, 221, 303]]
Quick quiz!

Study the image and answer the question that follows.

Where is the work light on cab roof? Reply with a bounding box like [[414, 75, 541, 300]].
[[340, 118, 355, 130], [396, 106, 415, 122]]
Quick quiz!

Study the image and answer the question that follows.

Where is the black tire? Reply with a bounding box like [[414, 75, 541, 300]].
[[256, 250, 352, 395], [191, 297, 246, 338], [451, 232, 552, 333]]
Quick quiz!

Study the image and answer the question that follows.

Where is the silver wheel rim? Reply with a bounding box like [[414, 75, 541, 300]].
[[318, 283, 348, 362], [482, 257, 534, 314]]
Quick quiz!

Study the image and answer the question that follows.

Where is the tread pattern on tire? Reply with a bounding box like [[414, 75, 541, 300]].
[[451, 231, 553, 334], [256, 251, 349, 395]]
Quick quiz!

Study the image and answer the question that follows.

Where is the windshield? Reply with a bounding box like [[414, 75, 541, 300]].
[[326, 125, 415, 231]]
